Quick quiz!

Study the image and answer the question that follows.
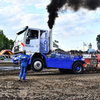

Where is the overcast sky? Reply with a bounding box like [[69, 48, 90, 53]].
[[0, 0, 100, 51]]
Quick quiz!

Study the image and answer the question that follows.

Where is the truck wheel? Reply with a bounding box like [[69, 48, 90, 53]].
[[31, 58, 44, 72], [72, 62, 84, 74]]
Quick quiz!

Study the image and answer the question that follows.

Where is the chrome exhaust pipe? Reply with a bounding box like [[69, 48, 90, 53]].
[[49, 29, 53, 52]]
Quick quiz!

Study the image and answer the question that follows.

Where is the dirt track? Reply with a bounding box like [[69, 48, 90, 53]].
[[0, 69, 100, 100]]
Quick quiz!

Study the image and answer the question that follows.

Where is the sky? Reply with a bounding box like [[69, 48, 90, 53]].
[[0, 0, 100, 51]]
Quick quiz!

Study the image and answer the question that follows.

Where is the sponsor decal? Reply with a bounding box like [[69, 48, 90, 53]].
[[83, 54, 91, 58], [45, 32, 47, 38], [44, 40, 48, 51], [25, 44, 34, 47], [22, 57, 26, 58], [55, 54, 80, 60]]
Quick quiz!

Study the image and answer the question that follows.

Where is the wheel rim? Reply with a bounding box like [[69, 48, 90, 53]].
[[76, 66, 80, 71], [75, 64, 82, 72], [34, 61, 42, 70]]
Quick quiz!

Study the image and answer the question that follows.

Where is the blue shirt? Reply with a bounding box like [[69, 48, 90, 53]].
[[19, 55, 29, 67]]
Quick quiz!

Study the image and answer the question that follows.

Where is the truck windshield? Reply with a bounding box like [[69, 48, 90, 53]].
[[15, 30, 26, 42]]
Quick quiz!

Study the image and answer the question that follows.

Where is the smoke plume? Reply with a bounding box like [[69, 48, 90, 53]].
[[47, 0, 100, 29]]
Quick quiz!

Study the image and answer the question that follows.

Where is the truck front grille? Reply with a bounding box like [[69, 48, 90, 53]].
[[14, 46, 19, 52]]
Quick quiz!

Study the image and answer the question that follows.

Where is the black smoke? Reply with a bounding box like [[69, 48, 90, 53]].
[[47, 0, 100, 29]]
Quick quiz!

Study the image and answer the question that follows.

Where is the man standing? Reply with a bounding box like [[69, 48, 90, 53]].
[[19, 50, 29, 81]]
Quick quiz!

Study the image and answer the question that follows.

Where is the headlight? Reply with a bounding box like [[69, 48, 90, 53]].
[[19, 55, 22, 57], [14, 58, 17, 60]]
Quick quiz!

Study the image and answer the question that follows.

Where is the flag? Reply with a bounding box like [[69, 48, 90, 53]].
[[83, 42, 87, 46], [53, 42, 58, 48], [54, 40, 59, 43], [21, 42, 32, 55], [21, 42, 25, 47]]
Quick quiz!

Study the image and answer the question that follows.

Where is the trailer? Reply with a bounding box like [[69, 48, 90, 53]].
[[12, 26, 85, 74]]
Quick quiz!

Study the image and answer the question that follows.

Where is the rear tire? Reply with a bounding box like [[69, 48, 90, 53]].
[[72, 62, 84, 74], [31, 58, 44, 72]]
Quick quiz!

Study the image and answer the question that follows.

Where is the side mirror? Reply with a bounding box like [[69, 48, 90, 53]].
[[26, 37, 30, 44]]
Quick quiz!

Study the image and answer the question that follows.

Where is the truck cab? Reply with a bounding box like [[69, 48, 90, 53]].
[[12, 26, 49, 55]]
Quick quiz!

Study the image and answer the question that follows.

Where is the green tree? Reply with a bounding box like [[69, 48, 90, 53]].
[[0, 30, 14, 51], [9, 39, 14, 50], [2, 35, 9, 49], [0, 30, 4, 51], [96, 34, 100, 50]]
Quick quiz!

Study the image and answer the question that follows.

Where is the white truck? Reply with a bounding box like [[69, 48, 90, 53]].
[[12, 26, 85, 74]]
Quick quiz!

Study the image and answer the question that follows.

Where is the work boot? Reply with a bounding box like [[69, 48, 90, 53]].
[[23, 80, 27, 82], [19, 79, 22, 82]]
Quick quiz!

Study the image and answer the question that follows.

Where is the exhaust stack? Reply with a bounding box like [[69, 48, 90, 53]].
[[49, 29, 53, 52]]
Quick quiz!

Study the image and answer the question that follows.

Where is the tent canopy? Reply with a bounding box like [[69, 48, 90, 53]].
[[0, 50, 13, 55]]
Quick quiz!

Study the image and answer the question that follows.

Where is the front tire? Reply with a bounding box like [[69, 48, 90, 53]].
[[31, 58, 44, 72], [72, 62, 84, 74]]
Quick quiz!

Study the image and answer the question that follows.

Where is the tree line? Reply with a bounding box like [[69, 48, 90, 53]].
[[0, 30, 14, 51], [96, 34, 100, 50]]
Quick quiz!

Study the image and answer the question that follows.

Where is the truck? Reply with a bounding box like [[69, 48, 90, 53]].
[[12, 26, 85, 74]]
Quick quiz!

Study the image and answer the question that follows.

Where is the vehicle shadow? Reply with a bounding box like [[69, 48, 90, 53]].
[[26, 69, 100, 76]]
